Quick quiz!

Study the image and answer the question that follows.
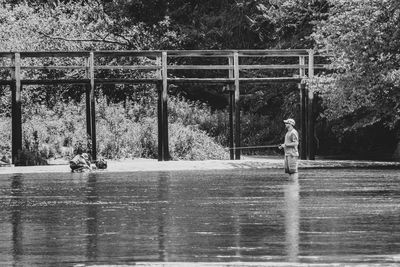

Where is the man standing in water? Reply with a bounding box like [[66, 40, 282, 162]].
[[279, 118, 299, 180]]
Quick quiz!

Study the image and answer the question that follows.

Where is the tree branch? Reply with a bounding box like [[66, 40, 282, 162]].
[[37, 31, 129, 46]]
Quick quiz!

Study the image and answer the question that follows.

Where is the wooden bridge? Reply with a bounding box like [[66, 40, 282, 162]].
[[0, 50, 325, 164]]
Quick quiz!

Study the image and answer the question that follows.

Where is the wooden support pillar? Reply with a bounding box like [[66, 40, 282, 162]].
[[229, 91, 235, 160], [233, 52, 241, 160], [228, 57, 235, 160], [308, 93, 316, 160], [85, 57, 91, 141], [156, 56, 163, 161], [299, 56, 306, 78], [11, 53, 22, 165], [157, 82, 163, 161], [307, 50, 315, 160], [299, 82, 307, 160], [157, 52, 169, 161], [85, 52, 97, 160]]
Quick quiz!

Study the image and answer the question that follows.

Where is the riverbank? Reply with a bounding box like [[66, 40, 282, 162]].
[[0, 156, 399, 174]]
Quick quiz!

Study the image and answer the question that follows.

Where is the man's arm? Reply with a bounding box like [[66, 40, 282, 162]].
[[284, 132, 299, 147]]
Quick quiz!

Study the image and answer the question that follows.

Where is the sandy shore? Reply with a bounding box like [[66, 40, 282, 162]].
[[0, 156, 399, 174]]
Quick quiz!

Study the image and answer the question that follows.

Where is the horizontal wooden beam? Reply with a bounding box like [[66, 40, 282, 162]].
[[168, 65, 233, 70], [93, 51, 162, 57], [1, 64, 313, 71], [95, 65, 160, 70], [22, 66, 87, 70], [2, 77, 304, 85], [0, 80, 12, 85], [168, 78, 234, 84], [0, 49, 315, 58], [21, 79, 90, 85], [239, 77, 302, 83], [239, 64, 306, 70], [94, 78, 160, 84], [19, 51, 90, 58]]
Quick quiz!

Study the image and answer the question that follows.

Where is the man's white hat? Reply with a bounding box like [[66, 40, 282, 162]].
[[283, 118, 295, 126]]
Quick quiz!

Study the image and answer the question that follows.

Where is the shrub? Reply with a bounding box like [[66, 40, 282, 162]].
[[169, 122, 229, 160], [0, 92, 230, 164]]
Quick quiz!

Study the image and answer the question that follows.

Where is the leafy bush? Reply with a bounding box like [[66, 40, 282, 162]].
[[169, 122, 229, 160], [0, 91, 230, 164]]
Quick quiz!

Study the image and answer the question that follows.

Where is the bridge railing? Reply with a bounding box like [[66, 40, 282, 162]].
[[0, 50, 328, 164]]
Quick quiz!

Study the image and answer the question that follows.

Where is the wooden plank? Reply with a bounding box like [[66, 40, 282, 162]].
[[299, 56, 306, 77], [239, 77, 302, 83], [161, 52, 169, 160], [168, 65, 232, 70], [157, 82, 163, 161], [85, 56, 92, 148], [239, 64, 305, 70], [167, 50, 233, 57], [20, 65, 161, 70], [89, 52, 97, 161], [11, 53, 22, 165], [299, 83, 307, 160], [313, 64, 329, 69], [228, 56, 235, 160], [94, 51, 162, 57], [94, 65, 161, 70], [21, 79, 90, 85], [95, 78, 160, 84], [21, 66, 86, 70], [156, 55, 163, 161], [0, 80, 12, 85], [234, 52, 241, 160], [18, 64, 313, 71], [168, 78, 233, 84], [167, 49, 309, 57], [5, 49, 312, 58], [308, 94, 316, 160], [18, 77, 303, 85], [0, 52, 14, 58], [238, 50, 309, 57], [308, 50, 315, 160], [20, 51, 90, 58]]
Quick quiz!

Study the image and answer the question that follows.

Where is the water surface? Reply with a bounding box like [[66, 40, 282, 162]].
[[0, 168, 399, 266]]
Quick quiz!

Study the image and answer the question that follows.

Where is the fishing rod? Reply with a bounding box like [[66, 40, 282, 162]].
[[226, 144, 280, 150]]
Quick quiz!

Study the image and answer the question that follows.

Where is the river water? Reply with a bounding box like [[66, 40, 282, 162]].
[[0, 168, 399, 266]]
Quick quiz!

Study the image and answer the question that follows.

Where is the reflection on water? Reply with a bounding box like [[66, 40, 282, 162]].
[[1, 169, 400, 265], [11, 175, 24, 264], [157, 172, 169, 261], [284, 179, 299, 262], [86, 173, 98, 262]]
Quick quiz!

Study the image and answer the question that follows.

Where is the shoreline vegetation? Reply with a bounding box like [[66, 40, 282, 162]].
[[0, 93, 231, 165], [0, 92, 283, 166]]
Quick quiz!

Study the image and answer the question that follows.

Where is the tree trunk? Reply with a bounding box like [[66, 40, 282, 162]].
[[393, 130, 400, 161]]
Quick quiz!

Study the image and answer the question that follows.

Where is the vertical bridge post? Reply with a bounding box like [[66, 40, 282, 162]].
[[11, 53, 22, 165], [157, 52, 169, 161], [233, 51, 241, 160], [307, 50, 315, 160], [299, 82, 307, 160], [299, 56, 307, 159], [85, 52, 97, 160], [228, 56, 235, 160]]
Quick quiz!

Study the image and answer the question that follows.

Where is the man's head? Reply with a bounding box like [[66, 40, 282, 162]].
[[283, 118, 295, 129]]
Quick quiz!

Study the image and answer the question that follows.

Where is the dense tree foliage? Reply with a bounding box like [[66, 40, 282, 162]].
[[311, 0, 400, 157], [1, 0, 400, 160]]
